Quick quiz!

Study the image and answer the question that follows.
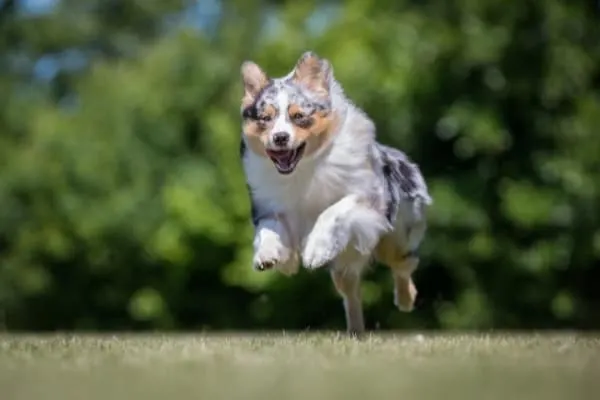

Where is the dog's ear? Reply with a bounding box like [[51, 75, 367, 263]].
[[292, 51, 331, 95], [241, 61, 269, 103]]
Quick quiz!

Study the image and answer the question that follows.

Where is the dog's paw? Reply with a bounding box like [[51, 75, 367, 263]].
[[253, 231, 290, 272], [394, 276, 417, 312], [253, 246, 288, 271], [302, 209, 348, 269], [253, 257, 276, 271], [302, 231, 339, 269]]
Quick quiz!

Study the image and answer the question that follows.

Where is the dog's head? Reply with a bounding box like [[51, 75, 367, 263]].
[[240, 52, 337, 175]]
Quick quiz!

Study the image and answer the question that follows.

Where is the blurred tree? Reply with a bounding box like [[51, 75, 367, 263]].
[[0, 0, 599, 331]]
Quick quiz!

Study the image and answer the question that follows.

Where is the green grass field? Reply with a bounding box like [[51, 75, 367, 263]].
[[1, 333, 598, 400]]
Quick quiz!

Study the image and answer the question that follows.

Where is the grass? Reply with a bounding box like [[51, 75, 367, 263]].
[[1, 332, 598, 400]]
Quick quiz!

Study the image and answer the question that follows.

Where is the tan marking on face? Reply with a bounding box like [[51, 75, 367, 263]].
[[242, 104, 277, 157], [287, 104, 338, 156], [243, 134, 268, 157]]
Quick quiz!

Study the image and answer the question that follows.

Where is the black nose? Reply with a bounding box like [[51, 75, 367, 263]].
[[272, 132, 290, 147]]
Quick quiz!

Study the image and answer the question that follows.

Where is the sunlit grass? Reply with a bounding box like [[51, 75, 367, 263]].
[[1, 332, 597, 400]]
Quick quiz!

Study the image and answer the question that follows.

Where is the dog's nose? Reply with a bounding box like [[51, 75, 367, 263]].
[[272, 132, 290, 147]]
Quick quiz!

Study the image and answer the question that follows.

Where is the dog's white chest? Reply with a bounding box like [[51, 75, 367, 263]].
[[280, 172, 340, 216]]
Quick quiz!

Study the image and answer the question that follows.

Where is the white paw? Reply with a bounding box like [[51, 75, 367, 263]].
[[302, 229, 340, 269], [253, 229, 290, 271]]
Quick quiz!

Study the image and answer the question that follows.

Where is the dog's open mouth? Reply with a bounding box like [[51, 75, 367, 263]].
[[266, 143, 307, 174]]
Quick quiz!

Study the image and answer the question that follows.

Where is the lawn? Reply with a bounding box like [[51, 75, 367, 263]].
[[1, 333, 597, 400]]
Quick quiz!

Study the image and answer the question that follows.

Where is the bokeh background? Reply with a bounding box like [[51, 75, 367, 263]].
[[1, 0, 599, 332]]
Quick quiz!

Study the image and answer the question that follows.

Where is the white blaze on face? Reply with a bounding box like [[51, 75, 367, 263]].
[[269, 88, 293, 148]]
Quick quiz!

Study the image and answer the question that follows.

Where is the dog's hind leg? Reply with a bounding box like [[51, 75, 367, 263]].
[[375, 217, 426, 312], [329, 250, 370, 335], [391, 254, 419, 312]]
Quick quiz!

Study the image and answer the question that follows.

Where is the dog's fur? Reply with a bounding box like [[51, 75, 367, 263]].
[[238, 51, 432, 334]]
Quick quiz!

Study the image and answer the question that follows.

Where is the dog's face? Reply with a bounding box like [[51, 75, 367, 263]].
[[240, 52, 337, 175]]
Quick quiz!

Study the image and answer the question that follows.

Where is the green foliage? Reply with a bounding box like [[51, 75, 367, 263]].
[[0, 0, 599, 331]]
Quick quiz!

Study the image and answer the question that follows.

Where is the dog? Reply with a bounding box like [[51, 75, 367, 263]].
[[238, 51, 432, 334]]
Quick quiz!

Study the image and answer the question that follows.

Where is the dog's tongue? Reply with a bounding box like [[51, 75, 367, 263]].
[[268, 150, 294, 167]]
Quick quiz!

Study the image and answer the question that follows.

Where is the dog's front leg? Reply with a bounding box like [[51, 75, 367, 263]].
[[253, 215, 299, 276], [330, 250, 370, 335], [302, 195, 391, 269]]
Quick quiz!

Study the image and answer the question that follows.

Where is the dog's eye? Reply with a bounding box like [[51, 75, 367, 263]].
[[290, 112, 305, 121], [259, 115, 272, 122]]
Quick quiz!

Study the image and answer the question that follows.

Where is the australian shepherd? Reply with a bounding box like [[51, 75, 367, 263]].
[[238, 51, 432, 334]]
